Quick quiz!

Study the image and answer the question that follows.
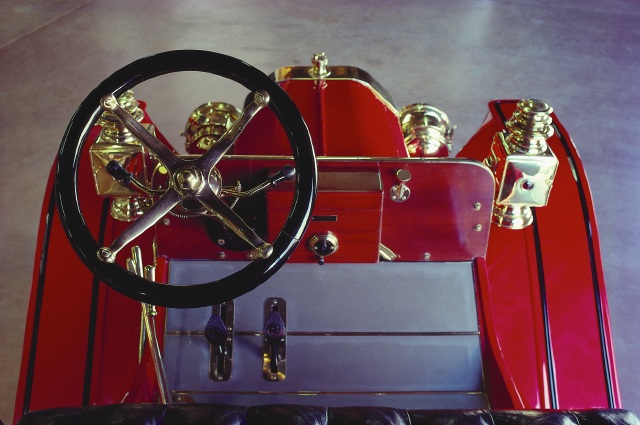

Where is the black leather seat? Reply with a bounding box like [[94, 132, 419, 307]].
[[15, 404, 640, 425]]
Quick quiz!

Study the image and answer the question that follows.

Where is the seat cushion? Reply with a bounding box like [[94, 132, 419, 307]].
[[15, 404, 640, 425]]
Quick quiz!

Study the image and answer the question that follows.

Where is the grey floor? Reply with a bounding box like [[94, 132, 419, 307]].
[[1, 0, 639, 423]]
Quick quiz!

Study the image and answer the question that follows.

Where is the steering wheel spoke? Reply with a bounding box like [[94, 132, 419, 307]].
[[197, 90, 270, 171], [198, 188, 273, 259], [101, 94, 183, 173], [98, 189, 182, 263]]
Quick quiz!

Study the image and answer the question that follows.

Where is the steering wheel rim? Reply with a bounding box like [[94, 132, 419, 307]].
[[56, 50, 317, 308]]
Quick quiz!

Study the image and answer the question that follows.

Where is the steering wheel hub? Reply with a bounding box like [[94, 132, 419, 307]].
[[173, 166, 205, 196]]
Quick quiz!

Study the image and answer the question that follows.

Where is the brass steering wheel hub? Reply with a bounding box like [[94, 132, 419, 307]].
[[173, 166, 206, 196]]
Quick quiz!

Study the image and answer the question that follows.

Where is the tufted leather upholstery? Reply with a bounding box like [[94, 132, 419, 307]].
[[16, 404, 640, 425]]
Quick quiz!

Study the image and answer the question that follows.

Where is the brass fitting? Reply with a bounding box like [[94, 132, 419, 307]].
[[486, 99, 559, 229]]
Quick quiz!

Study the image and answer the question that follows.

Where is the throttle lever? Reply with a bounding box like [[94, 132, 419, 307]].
[[204, 313, 228, 350], [204, 302, 234, 381], [268, 165, 296, 187], [221, 165, 296, 199]]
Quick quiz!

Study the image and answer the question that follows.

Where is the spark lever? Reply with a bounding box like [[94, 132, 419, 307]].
[[263, 299, 286, 380], [264, 309, 285, 374], [106, 160, 133, 183]]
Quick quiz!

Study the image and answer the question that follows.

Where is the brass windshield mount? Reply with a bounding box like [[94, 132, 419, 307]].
[[390, 169, 411, 202], [96, 90, 273, 263], [309, 52, 331, 79]]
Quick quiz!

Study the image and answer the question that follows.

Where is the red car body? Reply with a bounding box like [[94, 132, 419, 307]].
[[13, 51, 620, 423]]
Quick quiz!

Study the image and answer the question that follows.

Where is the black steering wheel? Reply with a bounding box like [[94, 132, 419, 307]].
[[56, 50, 317, 308]]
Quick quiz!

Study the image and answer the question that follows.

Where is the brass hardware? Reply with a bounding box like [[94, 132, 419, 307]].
[[379, 244, 398, 261], [126, 246, 170, 404], [246, 244, 274, 260], [96, 90, 145, 144], [89, 90, 154, 221], [309, 52, 331, 79], [308, 232, 339, 265], [96, 90, 273, 263], [486, 99, 559, 229], [90, 129, 154, 198], [274, 64, 397, 113], [492, 205, 533, 230], [263, 298, 286, 381], [390, 169, 411, 202], [505, 99, 554, 154], [220, 165, 296, 199], [183, 103, 240, 154], [110, 197, 152, 222], [399, 103, 455, 157], [206, 301, 235, 381]]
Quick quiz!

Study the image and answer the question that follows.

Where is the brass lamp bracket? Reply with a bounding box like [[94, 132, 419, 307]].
[[486, 99, 559, 229]]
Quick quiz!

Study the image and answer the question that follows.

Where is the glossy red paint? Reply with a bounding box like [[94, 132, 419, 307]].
[[234, 79, 407, 158], [459, 101, 620, 408], [14, 69, 619, 423], [14, 119, 165, 421]]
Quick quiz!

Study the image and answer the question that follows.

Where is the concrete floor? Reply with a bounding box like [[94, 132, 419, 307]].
[[1, 0, 639, 423]]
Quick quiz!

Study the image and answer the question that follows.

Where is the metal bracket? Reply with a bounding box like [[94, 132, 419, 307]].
[[263, 298, 287, 381], [205, 301, 234, 381], [390, 169, 411, 202]]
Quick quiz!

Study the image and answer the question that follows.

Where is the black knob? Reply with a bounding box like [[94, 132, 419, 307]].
[[106, 160, 133, 183], [269, 165, 296, 186], [309, 233, 338, 265], [264, 310, 286, 343], [204, 314, 228, 347]]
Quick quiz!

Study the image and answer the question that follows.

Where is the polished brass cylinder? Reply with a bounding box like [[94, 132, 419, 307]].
[[399, 103, 454, 157], [183, 102, 240, 154]]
